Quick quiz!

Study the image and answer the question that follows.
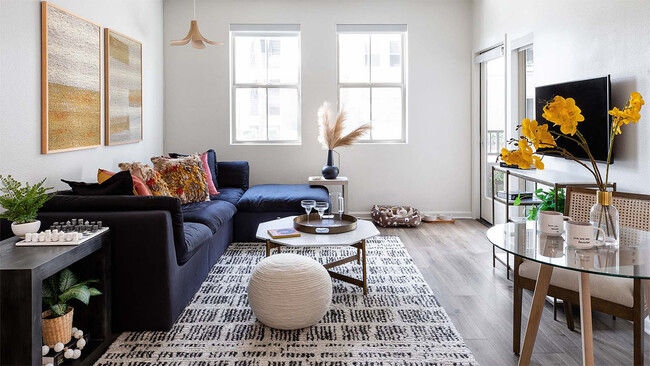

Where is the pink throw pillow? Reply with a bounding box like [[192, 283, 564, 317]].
[[201, 152, 219, 195]]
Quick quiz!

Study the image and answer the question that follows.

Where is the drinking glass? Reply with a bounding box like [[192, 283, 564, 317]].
[[329, 193, 341, 221], [338, 196, 345, 221], [315, 202, 329, 220], [301, 200, 316, 224]]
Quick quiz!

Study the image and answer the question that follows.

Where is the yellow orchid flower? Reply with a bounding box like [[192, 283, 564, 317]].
[[542, 96, 585, 136]]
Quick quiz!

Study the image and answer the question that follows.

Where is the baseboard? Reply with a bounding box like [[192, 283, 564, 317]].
[[350, 211, 474, 220]]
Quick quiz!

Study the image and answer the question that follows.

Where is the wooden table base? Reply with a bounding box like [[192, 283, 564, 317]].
[[266, 239, 368, 295], [518, 263, 595, 366]]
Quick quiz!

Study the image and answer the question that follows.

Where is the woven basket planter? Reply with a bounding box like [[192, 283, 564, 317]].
[[42, 307, 74, 347]]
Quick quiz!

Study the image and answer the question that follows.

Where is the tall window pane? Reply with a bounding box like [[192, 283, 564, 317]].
[[231, 26, 301, 143]]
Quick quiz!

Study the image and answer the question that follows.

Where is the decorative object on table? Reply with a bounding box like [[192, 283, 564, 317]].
[[329, 192, 345, 221], [41, 268, 101, 347], [267, 228, 301, 239], [0, 175, 53, 237], [42, 330, 90, 366], [314, 201, 329, 220], [371, 205, 421, 227], [247, 253, 332, 330], [293, 213, 358, 234], [497, 190, 534, 201], [514, 188, 565, 220], [41, 2, 101, 154], [16, 223, 108, 246], [536, 210, 569, 235], [422, 214, 455, 223], [151, 154, 210, 204], [565, 220, 606, 249], [105, 29, 142, 146], [300, 199, 316, 224], [170, 0, 223, 49], [317, 101, 371, 179], [500, 92, 644, 243]]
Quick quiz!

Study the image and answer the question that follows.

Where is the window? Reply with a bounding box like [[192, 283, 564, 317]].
[[337, 25, 407, 143], [230, 25, 300, 143], [522, 47, 535, 120]]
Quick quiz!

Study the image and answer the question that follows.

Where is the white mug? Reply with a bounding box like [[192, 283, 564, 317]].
[[565, 221, 606, 249], [537, 211, 569, 234]]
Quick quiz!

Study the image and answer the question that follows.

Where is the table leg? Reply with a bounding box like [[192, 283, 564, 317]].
[[519, 263, 553, 366], [579, 273, 595, 366], [357, 248, 361, 264], [362, 239, 367, 295], [266, 240, 271, 257]]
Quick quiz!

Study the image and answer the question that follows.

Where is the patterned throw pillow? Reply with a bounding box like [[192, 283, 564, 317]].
[[118, 162, 172, 197], [150, 155, 210, 204]]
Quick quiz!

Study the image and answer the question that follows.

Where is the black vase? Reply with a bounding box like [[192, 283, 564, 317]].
[[321, 150, 339, 179]]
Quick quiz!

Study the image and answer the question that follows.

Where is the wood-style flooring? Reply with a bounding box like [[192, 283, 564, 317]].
[[380, 219, 646, 366]]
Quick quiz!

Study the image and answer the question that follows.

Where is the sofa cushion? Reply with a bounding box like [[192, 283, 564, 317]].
[[170, 149, 218, 190], [237, 184, 329, 213], [180, 222, 212, 264], [182, 200, 237, 234], [210, 187, 245, 206], [519, 260, 634, 308]]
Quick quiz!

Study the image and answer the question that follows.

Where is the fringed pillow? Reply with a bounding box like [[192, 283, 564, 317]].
[[151, 155, 210, 204], [118, 162, 171, 197]]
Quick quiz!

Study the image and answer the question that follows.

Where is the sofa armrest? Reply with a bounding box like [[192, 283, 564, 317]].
[[217, 161, 249, 190], [40, 194, 185, 251]]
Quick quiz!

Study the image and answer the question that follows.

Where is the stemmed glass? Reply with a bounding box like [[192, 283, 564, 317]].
[[301, 200, 316, 224], [315, 202, 329, 221]]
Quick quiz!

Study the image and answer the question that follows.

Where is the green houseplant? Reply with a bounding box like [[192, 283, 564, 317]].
[[41, 268, 101, 347], [0, 175, 53, 237], [515, 188, 566, 220]]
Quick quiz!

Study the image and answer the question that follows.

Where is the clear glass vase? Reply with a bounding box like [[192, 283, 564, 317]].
[[589, 191, 619, 244]]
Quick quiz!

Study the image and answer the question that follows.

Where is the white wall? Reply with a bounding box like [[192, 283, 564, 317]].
[[473, 0, 650, 198], [163, 0, 473, 217], [0, 0, 164, 190]]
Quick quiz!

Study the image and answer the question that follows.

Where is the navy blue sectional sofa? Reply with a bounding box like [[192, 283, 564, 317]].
[[36, 156, 329, 331]]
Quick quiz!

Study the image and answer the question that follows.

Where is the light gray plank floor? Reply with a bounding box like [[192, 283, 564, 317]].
[[380, 219, 648, 365]]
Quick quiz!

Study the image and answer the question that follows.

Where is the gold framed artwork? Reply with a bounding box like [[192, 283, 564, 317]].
[[105, 29, 143, 145], [41, 2, 101, 154]]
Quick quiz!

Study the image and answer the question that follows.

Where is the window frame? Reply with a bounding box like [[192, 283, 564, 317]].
[[230, 25, 302, 145], [336, 26, 408, 144]]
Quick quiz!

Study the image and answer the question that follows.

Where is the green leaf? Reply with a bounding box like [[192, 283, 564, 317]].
[[514, 195, 522, 206], [58, 268, 77, 292], [59, 285, 90, 305], [88, 287, 102, 296], [50, 304, 68, 317], [42, 280, 54, 298]]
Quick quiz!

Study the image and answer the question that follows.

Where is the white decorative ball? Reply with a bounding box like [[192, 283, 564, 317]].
[[54, 343, 64, 352], [74, 329, 83, 339], [76, 338, 86, 348], [247, 253, 332, 330], [71, 327, 78, 334], [72, 349, 81, 359], [46, 363, 54, 366], [64, 349, 74, 359], [42, 345, 50, 356]]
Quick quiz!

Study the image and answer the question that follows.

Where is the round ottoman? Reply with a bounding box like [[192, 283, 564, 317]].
[[247, 253, 332, 330]]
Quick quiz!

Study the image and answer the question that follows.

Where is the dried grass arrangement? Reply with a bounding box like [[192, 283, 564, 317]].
[[317, 102, 371, 150]]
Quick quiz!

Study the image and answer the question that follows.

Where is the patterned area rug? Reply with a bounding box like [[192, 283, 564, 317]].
[[96, 236, 477, 365]]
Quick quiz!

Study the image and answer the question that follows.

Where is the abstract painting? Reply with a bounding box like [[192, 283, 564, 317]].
[[41, 2, 101, 154], [105, 29, 142, 145]]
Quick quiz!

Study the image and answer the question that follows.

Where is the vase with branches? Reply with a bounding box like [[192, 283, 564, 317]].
[[317, 101, 371, 179], [499, 92, 644, 243]]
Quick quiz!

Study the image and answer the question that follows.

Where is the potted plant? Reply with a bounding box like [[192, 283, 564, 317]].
[[0, 175, 53, 237], [41, 268, 102, 347]]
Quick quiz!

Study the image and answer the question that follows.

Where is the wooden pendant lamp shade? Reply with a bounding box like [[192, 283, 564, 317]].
[[170, 0, 222, 49]]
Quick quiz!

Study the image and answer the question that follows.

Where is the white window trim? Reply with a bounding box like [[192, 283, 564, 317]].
[[229, 25, 302, 145], [336, 25, 408, 144]]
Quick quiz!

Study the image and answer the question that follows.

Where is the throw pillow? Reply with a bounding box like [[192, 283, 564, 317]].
[[169, 149, 218, 189], [62, 170, 134, 196], [118, 162, 172, 197], [98, 169, 151, 196], [200, 152, 219, 195], [151, 155, 210, 204]]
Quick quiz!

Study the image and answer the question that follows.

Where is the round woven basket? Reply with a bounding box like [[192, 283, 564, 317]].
[[42, 307, 73, 347]]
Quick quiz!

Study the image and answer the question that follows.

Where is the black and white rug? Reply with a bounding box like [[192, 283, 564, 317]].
[[96, 236, 477, 365]]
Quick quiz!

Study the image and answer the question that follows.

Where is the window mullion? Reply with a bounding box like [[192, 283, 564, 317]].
[[265, 37, 270, 141], [368, 34, 373, 140]]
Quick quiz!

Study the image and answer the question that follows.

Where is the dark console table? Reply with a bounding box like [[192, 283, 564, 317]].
[[0, 230, 112, 366]]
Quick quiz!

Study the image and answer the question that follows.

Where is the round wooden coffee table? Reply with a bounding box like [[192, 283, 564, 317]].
[[256, 216, 380, 295]]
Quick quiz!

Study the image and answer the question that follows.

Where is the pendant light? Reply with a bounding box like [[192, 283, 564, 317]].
[[170, 0, 223, 49]]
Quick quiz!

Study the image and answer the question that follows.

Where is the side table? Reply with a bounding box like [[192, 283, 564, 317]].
[[308, 176, 348, 213], [0, 230, 112, 366]]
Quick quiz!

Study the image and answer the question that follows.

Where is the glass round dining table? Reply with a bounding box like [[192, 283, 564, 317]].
[[487, 221, 650, 366]]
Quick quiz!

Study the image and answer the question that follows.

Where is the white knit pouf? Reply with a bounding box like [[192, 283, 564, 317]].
[[247, 253, 333, 330]]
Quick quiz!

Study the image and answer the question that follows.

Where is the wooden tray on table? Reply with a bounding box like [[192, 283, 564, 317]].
[[293, 213, 357, 234]]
